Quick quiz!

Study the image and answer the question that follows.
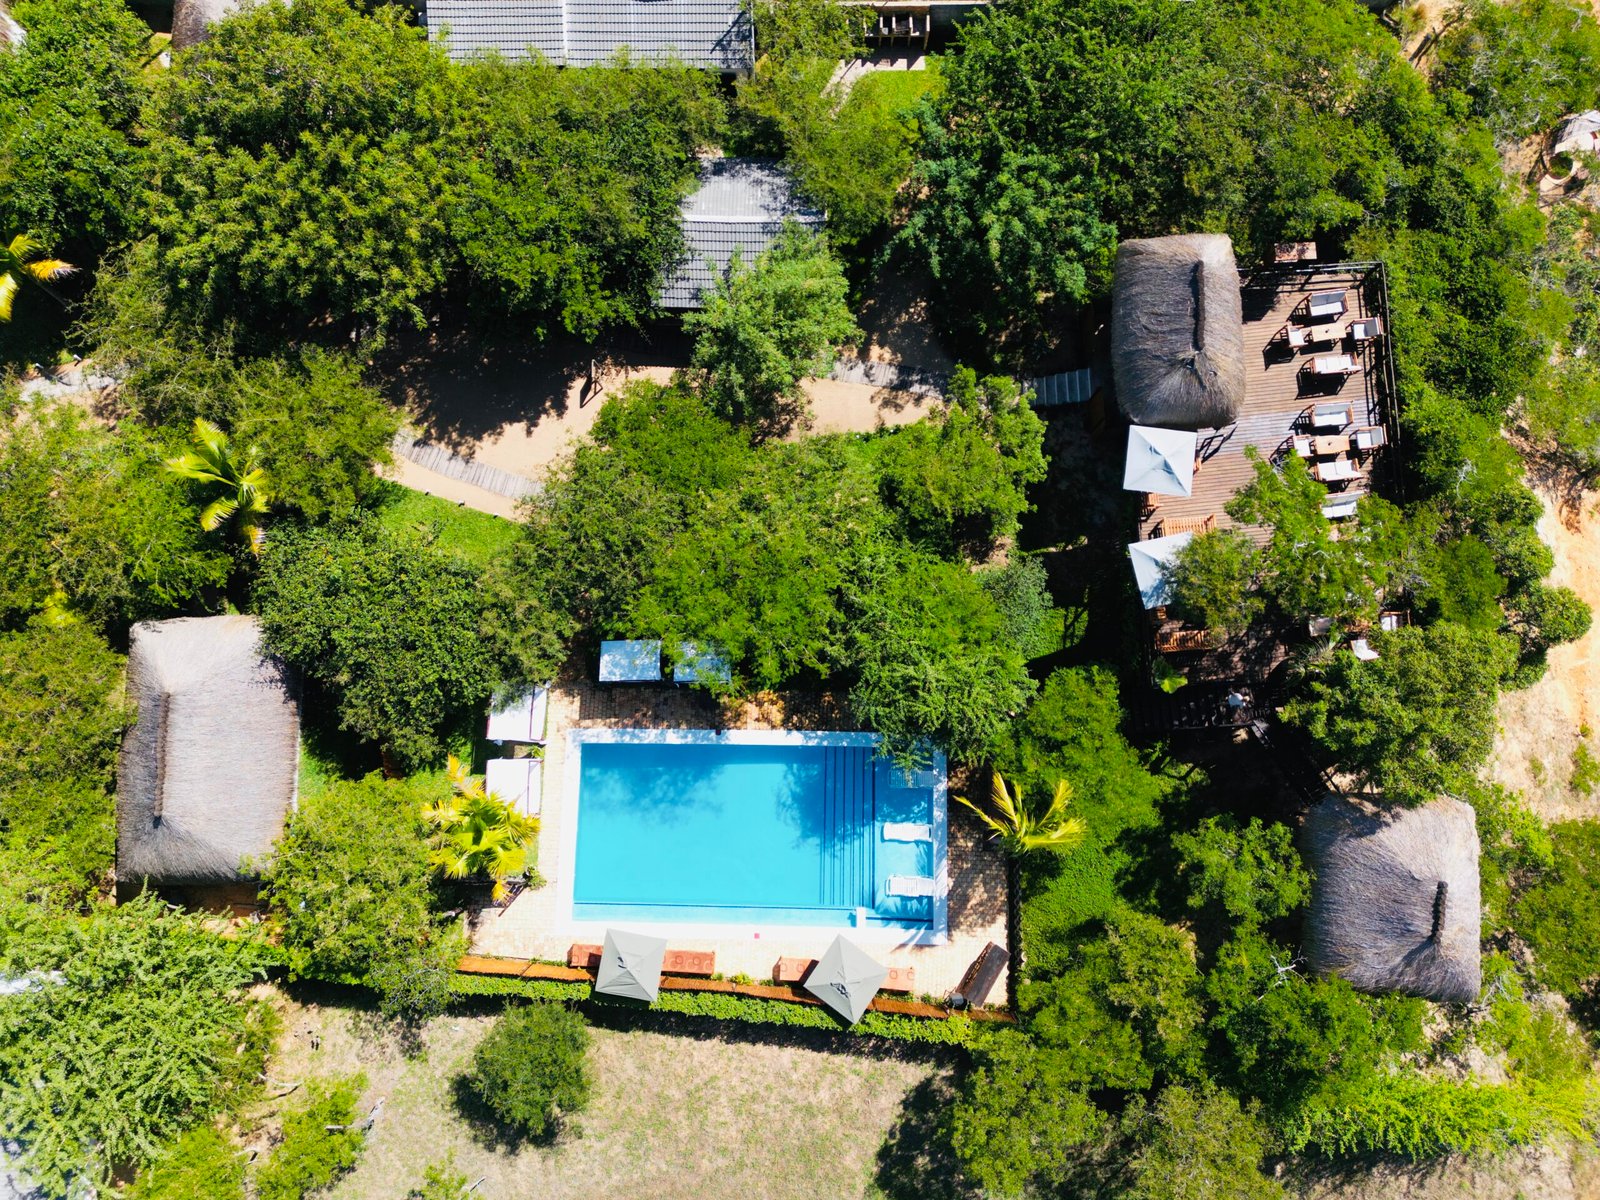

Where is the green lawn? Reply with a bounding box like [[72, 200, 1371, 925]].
[[841, 63, 943, 122], [370, 480, 521, 569]]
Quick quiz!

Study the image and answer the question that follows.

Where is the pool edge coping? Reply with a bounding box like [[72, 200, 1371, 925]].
[[555, 727, 950, 949]]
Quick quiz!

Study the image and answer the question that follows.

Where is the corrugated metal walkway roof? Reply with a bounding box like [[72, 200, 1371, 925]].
[[424, 0, 753, 70], [660, 158, 824, 309]]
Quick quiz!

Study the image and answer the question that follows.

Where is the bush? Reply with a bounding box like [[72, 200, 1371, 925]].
[[1516, 819, 1600, 1001], [1124, 1084, 1284, 1200], [255, 518, 499, 772], [466, 1003, 591, 1139], [408, 1156, 471, 1200], [1171, 816, 1309, 934], [0, 619, 125, 902], [125, 1126, 245, 1200], [261, 774, 458, 994], [254, 1077, 368, 1200]]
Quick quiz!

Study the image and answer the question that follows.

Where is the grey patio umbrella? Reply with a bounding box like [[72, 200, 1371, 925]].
[[593, 928, 668, 1002], [803, 935, 889, 1025]]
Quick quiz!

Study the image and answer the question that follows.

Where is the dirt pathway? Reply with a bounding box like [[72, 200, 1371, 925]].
[[1489, 480, 1600, 821]]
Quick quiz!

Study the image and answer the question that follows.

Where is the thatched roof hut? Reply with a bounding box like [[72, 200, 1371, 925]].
[[171, 0, 238, 51], [1303, 795, 1481, 1004], [117, 615, 299, 887], [1110, 234, 1246, 430], [0, 0, 23, 48]]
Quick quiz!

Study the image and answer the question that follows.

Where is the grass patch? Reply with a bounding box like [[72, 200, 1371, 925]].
[[841, 63, 943, 122], [370, 481, 520, 569]]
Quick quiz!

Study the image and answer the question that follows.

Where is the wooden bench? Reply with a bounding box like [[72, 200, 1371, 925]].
[[662, 949, 715, 977], [953, 941, 1009, 1008], [772, 956, 815, 984], [567, 943, 602, 971], [881, 966, 915, 994]]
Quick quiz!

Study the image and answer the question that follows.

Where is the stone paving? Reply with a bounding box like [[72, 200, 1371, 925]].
[[469, 682, 1011, 1003]]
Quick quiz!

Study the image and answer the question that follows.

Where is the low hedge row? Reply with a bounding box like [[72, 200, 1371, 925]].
[[448, 973, 987, 1046]]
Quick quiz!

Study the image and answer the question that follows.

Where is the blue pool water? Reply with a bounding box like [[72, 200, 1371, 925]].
[[571, 737, 939, 928]]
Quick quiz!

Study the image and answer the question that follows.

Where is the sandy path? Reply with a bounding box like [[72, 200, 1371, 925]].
[[1488, 482, 1600, 821]]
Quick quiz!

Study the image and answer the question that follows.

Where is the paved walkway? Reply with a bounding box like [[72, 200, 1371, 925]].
[[469, 683, 1010, 1002]]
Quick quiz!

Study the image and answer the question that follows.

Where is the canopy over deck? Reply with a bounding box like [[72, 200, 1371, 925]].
[[1123, 425, 1197, 498], [803, 935, 888, 1024], [1128, 532, 1194, 610], [594, 928, 669, 1002]]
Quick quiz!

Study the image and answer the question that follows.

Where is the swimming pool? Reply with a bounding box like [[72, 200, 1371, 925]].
[[564, 730, 946, 938]]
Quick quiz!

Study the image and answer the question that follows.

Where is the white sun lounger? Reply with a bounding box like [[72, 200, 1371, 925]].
[[886, 874, 937, 898], [882, 822, 934, 843]]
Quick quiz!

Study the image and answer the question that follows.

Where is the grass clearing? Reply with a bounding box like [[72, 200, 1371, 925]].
[[370, 480, 520, 569], [261, 987, 956, 1200], [841, 64, 943, 123]]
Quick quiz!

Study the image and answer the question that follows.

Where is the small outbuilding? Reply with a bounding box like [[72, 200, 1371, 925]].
[[1303, 795, 1482, 1004], [117, 615, 299, 903], [1110, 234, 1246, 430], [658, 158, 824, 309]]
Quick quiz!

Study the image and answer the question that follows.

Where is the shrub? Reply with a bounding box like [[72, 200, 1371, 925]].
[[125, 1126, 245, 1200], [254, 1077, 368, 1200], [1124, 1084, 1284, 1200], [1515, 819, 1600, 1001], [466, 1003, 591, 1139], [260, 774, 458, 996], [1171, 816, 1310, 934], [408, 1156, 471, 1200], [255, 518, 498, 772]]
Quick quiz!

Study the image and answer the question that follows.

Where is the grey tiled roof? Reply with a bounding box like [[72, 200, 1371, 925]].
[[424, 0, 753, 70], [659, 159, 825, 309]]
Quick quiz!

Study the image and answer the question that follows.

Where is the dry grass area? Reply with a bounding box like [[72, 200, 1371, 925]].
[[260, 986, 959, 1200], [1489, 477, 1600, 822], [1295, 1146, 1600, 1200]]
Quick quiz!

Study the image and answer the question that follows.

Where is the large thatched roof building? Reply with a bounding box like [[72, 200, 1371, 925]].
[[117, 615, 299, 888], [1303, 795, 1481, 1004], [1110, 234, 1246, 430]]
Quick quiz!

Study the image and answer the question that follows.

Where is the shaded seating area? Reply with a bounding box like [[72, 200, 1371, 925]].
[[1122, 425, 1197, 498], [951, 942, 1009, 1009], [599, 639, 663, 683], [774, 955, 915, 994], [486, 687, 548, 744], [593, 929, 669, 1002], [803, 935, 890, 1023], [570, 941, 717, 979], [485, 757, 542, 817], [673, 640, 732, 686], [1129, 532, 1193, 611]]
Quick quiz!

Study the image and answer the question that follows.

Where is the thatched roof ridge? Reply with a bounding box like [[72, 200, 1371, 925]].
[[1303, 795, 1481, 1004], [171, 0, 238, 51], [1111, 234, 1246, 430], [117, 615, 298, 886]]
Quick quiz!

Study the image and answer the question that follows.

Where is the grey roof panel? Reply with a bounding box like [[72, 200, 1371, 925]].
[[659, 159, 824, 308], [425, 0, 750, 69]]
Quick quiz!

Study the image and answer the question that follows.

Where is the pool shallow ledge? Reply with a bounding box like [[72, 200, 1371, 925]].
[[557, 727, 950, 948]]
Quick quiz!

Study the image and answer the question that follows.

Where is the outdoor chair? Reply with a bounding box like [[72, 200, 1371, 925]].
[[886, 875, 936, 898], [882, 822, 934, 842]]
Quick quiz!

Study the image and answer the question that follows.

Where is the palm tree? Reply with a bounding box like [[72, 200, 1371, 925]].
[[422, 755, 540, 902], [956, 770, 1087, 855], [0, 234, 75, 322], [165, 418, 271, 554]]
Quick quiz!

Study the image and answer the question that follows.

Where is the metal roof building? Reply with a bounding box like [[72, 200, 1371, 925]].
[[423, 0, 754, 71], [659, 158, 825, 309]]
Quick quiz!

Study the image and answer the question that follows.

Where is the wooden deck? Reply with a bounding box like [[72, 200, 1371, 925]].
[[1138, 265, 1394, 544]]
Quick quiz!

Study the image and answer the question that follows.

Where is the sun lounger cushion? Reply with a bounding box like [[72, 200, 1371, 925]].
[[887, 874, 936, 898], [882, 822, 933, 843]]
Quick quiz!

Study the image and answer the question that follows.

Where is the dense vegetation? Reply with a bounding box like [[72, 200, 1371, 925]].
[[5, 0, 1600, 1192]]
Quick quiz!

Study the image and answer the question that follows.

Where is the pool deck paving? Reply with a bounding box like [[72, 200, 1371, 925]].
[[469, 682, 1011, 1004]]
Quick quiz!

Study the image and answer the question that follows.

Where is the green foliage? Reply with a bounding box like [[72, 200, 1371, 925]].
[[1283, 624, 1518, 805], [956, 772, 1086, 856], [846, 551, 1040, 764], [467, 1003, 591, 1139], [372, 483, 519, 570], [1124, 1085, 1284, 1200], [0, 401, 232, 630], [408, 1156, 471, 1200], [1166, 529, 1264, 637], [425, 755, 541, 902], [260, 774, 459, 994], [1516, 819, 1600, 1000], [947, 1031, 1109, 1197], [165, 417, 271, 555], [1509, 582, 1592, 678], [147, 0, 463, 343], [125, 1126, 246, 1200], [978, 557, 1063, 661], [0, 893, 268, 1195], [873, 368, 1047, 552], [1171, 816, 1310, 934], [255, 518, 498, 772], [1432, 0, 1600, 142], [685, 223, 860, 429], [1461, 781, 1552, 934], [1418, 537, 1507, 632], [1477, 956, 1594, 1088], [453, 57, 722, 339], [254, 1077, 369, 1200], [0, 0, 150, 260], [0, 619, 124, 902]]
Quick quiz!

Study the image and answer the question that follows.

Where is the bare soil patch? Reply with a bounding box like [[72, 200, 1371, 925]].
[[1489, 478, 1600, 822]]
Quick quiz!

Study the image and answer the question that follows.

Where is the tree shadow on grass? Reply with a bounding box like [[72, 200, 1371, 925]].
[[448, 1073, 569, 1154], [873, 1073, 979, 1200]]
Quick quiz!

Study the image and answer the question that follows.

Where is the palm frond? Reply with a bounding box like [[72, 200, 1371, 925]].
[[0, 274, 18, 323], [23, 258, 74, 283], [198, 495, 239, 533]]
